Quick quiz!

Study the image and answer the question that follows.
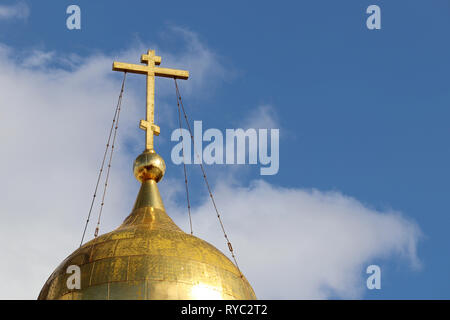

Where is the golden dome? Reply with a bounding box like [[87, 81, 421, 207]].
[[38, 150, 256, 300]]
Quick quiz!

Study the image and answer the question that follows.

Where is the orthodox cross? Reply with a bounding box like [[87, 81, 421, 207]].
[[113, 49, 189, 150]]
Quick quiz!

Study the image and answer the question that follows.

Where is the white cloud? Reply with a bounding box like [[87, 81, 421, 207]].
[[0, 2, 30, 20], [20, 50, 55, 68], [165, 102, 422, 299], [0, 28, 226, 299], [0, 27, 422, 300], [168, 180, 421, 299], [0, 44, 139, 300], [159, 26, 229, 96], [240, 104, 279, 129]]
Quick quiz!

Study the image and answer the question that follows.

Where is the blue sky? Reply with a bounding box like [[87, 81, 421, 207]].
[[0, 0, 449, 299]]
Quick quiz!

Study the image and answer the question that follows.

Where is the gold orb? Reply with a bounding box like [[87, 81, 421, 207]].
[[133, 150, 166, 183]]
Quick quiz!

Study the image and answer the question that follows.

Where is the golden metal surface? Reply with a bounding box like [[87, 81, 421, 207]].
[[113, 49, 189, 151], [38, 179, 256, 300], [133, 149, 166, 183], [38, 50, 256, 300]]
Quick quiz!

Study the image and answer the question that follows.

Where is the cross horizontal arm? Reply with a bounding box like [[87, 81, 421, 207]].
[[112, 62, 189, 80], [113, 62, 149, 75], [154, 67, 189, 80]]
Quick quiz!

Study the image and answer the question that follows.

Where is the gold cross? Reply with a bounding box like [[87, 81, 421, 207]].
[[113, 49, 189, 150]]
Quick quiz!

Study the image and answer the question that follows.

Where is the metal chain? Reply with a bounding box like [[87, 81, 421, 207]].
[[80, 72, 127, 247], [174, 79, 244, 278], [93, 73, 127, 238], [175, 85, 193, 235]]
